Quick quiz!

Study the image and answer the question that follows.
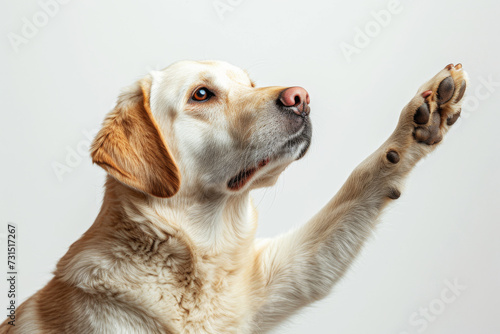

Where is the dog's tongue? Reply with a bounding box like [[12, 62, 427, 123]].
[[227, 158, 269, 191]]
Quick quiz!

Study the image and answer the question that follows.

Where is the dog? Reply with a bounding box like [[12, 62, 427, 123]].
[[1, 61, 467, 333]]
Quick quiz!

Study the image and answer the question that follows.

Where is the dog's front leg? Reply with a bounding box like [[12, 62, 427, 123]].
[[252, 64, 467, 332]]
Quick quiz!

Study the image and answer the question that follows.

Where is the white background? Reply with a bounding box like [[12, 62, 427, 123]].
[[1, 0, 500, 333]]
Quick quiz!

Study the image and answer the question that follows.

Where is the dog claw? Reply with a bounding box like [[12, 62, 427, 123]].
[[421, 90, 432, 98]]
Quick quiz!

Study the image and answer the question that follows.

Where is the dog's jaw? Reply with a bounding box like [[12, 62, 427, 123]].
[[227, 158, 270, 191]]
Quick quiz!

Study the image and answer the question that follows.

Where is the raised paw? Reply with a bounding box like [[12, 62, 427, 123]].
[[412, 64, 468, 145]]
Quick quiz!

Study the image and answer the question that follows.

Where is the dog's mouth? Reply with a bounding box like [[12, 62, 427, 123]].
[[227, 158, 270, 191]]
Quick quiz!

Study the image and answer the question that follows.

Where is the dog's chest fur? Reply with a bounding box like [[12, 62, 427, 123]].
[[57, 214, 257, 334]]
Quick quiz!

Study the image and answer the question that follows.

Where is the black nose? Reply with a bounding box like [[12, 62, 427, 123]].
[[277, 86, 311, 116]]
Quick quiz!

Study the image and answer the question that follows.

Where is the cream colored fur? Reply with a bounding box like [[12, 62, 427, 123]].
[[0, 61, 467, 334]]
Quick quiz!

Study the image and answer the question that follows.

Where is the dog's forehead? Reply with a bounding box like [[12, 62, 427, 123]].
[[155, 60, 252, 90], [197, 60, 252, 87]]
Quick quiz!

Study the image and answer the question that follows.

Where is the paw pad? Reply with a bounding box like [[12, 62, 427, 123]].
[[386, 150, 400, 164], [414, 102, 430, 124], [412, 64, 467, 145]]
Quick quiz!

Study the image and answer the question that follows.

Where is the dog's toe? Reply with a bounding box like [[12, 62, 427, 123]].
[[411, 64, 468, 146]]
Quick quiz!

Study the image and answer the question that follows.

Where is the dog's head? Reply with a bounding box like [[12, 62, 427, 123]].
[[91, 60, 312, 198]]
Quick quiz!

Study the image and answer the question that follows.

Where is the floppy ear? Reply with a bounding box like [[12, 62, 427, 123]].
[[90, 77, 181, 198]]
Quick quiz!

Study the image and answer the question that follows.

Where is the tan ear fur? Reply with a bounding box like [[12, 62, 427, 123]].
[[90, 77, 180, 198]]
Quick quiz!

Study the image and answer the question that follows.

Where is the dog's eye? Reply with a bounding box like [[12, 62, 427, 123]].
[[192, 87, 213, 102]]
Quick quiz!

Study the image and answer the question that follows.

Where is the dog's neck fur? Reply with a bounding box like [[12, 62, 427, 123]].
[[99, 176, 258, 262]]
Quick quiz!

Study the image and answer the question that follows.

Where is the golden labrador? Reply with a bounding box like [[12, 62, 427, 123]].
[[1, 61, 467, 333]]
